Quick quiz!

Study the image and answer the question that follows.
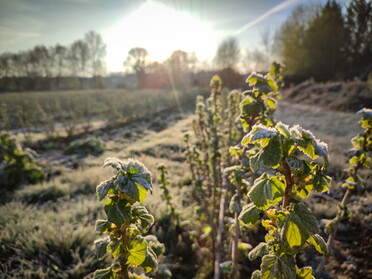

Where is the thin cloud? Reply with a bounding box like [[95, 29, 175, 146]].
[[233, 0, 302, 36]]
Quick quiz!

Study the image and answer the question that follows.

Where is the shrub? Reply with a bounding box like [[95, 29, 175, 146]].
[[0, 131, 44, 193], [64, 137, 106, 156]]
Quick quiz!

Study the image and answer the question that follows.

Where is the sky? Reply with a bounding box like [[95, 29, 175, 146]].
[[0, 0, 331, 73]]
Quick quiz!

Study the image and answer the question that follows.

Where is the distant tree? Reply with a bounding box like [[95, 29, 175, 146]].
[[84, 31, 106, 83], [11, 52, 28, 91], [51, 44, 68, 89], [0, 53, 13, 90], [32, 45, 53, 89], [276, 4, 321, 77], [345, 0, 372, 78], [167, 50, 190, 89], [215, 37, 240, 70], [215, 37, 241, 88], [124, 47, 148, 89], [304, 0, 347, 81], [69, 40, 89, 88]]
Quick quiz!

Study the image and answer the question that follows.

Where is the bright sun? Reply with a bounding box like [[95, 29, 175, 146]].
[[104, 1, 216, 72]]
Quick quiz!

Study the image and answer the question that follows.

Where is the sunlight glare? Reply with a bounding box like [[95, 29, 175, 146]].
[[104, 1, 216, 72]]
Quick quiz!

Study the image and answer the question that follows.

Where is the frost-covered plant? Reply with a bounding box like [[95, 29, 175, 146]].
[[0, 131, 44, 193], [223, 65, 284, 278], [316, 108, 372, 275], [94, 158, 164, 279], [239, 123, 331, 278]]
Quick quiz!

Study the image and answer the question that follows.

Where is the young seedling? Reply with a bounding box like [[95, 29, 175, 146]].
[[94, 158, 164, 279], [158, 165, 180, 227]]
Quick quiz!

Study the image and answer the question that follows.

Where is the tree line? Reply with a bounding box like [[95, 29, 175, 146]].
[[0, 31, 106, 91], [0, 0, 370, 92], [277, 0, 372, 81]]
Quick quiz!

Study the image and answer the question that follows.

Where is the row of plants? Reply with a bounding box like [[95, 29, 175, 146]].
[[173, 64, 370, 278], [0, 88, 204, 139]]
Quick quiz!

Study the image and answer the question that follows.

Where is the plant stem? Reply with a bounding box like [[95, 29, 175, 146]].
[[281, 160, 293, 210], [315, 188, 354, 275], [214, 177, 226, 279]]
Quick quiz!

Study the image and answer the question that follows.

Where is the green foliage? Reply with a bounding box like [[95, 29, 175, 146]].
[[238, 120, 331, 277], [94, 158, 164, 279], [157, 165, 180, 226], [229, 64, 331, 277], [239, 72, 281, 131], [324, 108, 371, 243], [64, 136, 106, 156], [0, 131, 44, 192]]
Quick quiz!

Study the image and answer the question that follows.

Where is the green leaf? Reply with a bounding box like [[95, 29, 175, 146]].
[[295, 183, 313, 198], [248, 242, 269, 260], [247, 125, 278, 144], [103, 157, 123, 172], [94, 237, 110, 259], [239, 203, 262, 225], [314, 140, 329, 164], [296, 267, 315, 279], [307, 234, 329, 255], [266, 97, 277, 109], [312, 169, 331, 192], [141, 247, 158, 273], [249, 136, 282, 172], [105, 199, 131, 226], [125, 160, 152, 189], [118, 175, 148, 202], [93, 268, 114, 279], [246, 73, 267, 86], [261, 254, 296, 279], [127, 237, 148, 266], [240, 98, 263, 118], [275, 122, 290, 138], [145, 235, 165, 256], [229, 193, 242, 213], [248, 173, 285, 210], [131, 205, 149, 216], [97, 178, 114, 201], [107, 240, 121, 258], [291, 126, 316, 159], [280, 203, 319, 248], [95, 219, 110, 233], [138, 214, 155, 231], [286, 157, 306, 171]]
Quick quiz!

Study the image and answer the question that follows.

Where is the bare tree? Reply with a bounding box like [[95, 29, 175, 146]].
[[69, 40, 89, 88], [215, 37, 240, 70], [124, 47, 148, 89], [84, 31, 106, 79], [51, 44, 67, 89]]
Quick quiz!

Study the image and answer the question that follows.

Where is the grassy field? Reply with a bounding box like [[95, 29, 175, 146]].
[[0, 88, 205, 140], [0, 88, 371, 278]]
